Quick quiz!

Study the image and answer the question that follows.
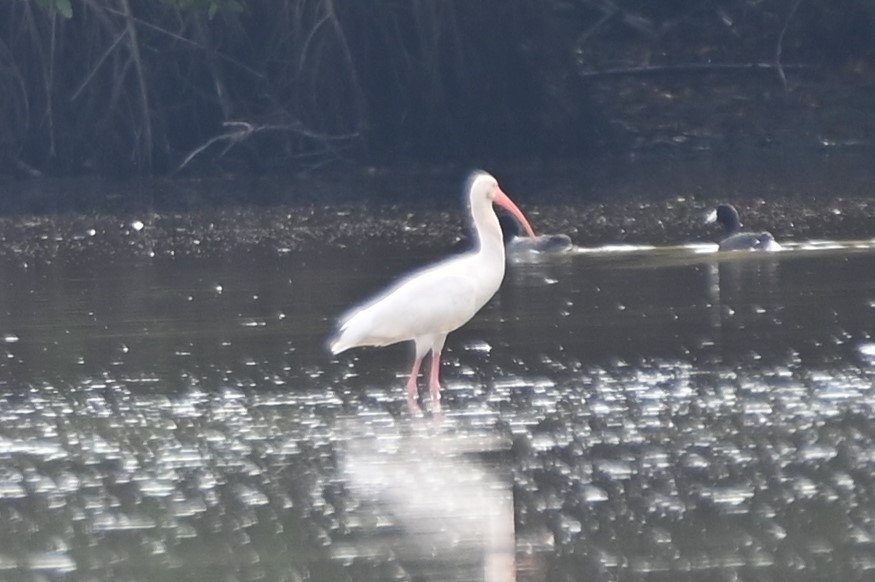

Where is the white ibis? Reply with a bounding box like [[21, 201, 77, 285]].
[[706, 204, 782, 251], [329, 171, 536, 408]]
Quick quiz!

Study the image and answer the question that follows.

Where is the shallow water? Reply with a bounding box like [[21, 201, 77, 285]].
[[2, 159, 875, 581]]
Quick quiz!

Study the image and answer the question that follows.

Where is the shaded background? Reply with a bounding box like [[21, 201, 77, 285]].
[[1, 0, 874, 178]]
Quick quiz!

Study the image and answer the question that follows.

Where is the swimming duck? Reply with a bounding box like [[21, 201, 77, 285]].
[[706, 204, 781, 251], [500, 213, 572, 254]]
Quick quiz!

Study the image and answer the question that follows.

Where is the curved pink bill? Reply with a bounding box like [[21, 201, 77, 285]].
[[494, 186, 536, 238]]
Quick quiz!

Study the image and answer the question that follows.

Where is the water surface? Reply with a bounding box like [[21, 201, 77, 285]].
[[1, 156, 875, 581]]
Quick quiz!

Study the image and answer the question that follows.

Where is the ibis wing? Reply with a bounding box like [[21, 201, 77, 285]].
[[331, 255, 486, 353]]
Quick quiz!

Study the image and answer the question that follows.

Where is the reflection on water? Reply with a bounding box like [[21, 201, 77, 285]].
[[1, 198, 875, 580], [341, 419, 515, 582]]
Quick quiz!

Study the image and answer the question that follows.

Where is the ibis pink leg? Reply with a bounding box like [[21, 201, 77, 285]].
[[428, 349, 442, 401], [406, 355, 424, 405]]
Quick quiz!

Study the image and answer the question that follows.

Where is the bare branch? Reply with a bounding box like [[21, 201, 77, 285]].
[[322, 0, 366, 129], [176, 120, 360, 173], [578, 61, 811, 78], [72, 28, 128, 101], [176, 122, 254, 172], [776, 0, 803, 90], [0, 36, 31, 130], [47, 9, 57, 156], [576, 8, 618, 47], [297, 13, 332, 75], [119, 0, 152, 169], [101, 4, 265, 81]]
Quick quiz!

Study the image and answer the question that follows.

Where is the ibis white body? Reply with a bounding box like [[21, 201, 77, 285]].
[[330, 171, 535, 408]]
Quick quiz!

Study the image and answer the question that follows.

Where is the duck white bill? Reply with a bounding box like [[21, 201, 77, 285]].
[[705, 209, 717, 224]]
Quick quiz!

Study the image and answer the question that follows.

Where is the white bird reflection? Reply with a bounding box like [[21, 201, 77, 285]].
[[340, 418, 517, 582]]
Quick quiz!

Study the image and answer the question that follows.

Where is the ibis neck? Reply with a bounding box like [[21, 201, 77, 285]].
[[471, 201, 505, 260]]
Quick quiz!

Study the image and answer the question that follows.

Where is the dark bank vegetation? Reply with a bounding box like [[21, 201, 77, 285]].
[[1, 0, 874, 177]]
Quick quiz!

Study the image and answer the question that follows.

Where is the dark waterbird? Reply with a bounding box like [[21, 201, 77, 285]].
[[706, 204, 782, 251], [499, 213, 573, 255]]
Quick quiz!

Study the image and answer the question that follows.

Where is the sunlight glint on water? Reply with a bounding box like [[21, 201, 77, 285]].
[[0, 198, 875, 579]]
